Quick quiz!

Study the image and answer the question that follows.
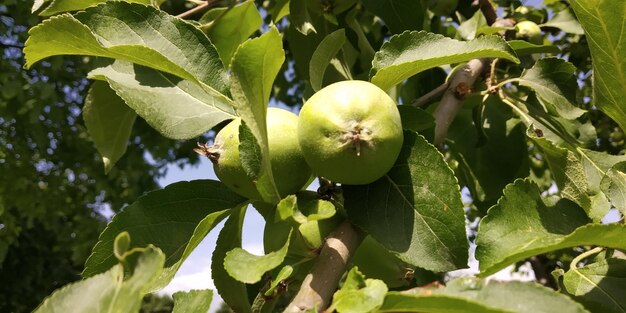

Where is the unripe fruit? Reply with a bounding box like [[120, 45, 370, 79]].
[[515, 20, 543, 45], [205, 108, 312, 200], [298, 80, 403, 185], [428, 0, 458, 16]]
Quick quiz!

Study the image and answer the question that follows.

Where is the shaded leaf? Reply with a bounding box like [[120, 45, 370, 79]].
[[172, 290, 213, 313], [89, 60, 235, 140], [475, 179, 626, 276], [507, 40, 561, 56], [361, 0, 424, 34], [309, 29, 348, 92], [397, 105, 435, 134], [570, 0, 626, 132], [229, 28, 285, 204], [542, 8, 585, 35], [35, 0, 154, 16], [212, 205, 251, 313], [83, 81, 136, 173], [330, 267, 387, 313], [201, 0, 263, 67], [379, 277, 589, 313], [371, 31, 519, 91], [290, 0, 316, 35], [344, 131, 468, 272], [83, 180, 246, 292], [601, 162, 626, 216], [238, 121, 262, 179]]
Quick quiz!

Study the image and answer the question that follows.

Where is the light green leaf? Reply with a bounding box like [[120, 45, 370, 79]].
[[361, 0, 424, 34], [24, 2, 230, 98], [270, 0, 290, 21], [379, 277, 589, 313], [570, 0, 626, 132], [224, 229, 291, 284], [507, 40, 561, 56], [212, 205, 251, 313], [457, 9, 487, 40], [475, 179, 626, 276], [36, 0, 155, 16], [559, 258, 626, 313], [265, 265, 294, 296], [289, 191, 336, 224], [330, 267, 387, 313], [516, 58, 585, 119], [290, 0, 316, 35], [371, 31, 519, 91], [35, 241, 165, 313], [309, 29, 347, 92], [541, 8, 585, 35], [344, 131, 468, 272], [83, 180, 246, 292], [172, 290, 213, 313], [229, 27, 285, 204], [201, 0, 263, 67], [601, 162, 626, 216], [83, 81, 136, 173], [89, 60, 236, 139]]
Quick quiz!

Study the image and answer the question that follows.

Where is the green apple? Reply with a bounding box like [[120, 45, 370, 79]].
[[515, 20, 543, 45], [207, 107, 312, 200], [298, 80, 403, 185]]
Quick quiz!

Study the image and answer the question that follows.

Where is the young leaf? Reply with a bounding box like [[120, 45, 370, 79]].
[[201, 0, 263, 67], [89, 60, 236, 140], [370, 31, 519, 91], [379, 278, 589, 313], [329, 267, 387, 313], [344, 131, 469, 272], [601, 162, 626, 216], [361, 0, 424, 34], [569, 0, 626, 132], [541, 9, 585, 35], [515, 58, 585, 119], [172, 290, 213, 313], [558, 258, 626, 313], [229, 27, 285, 204], [475, 179, 626, 276], [212, 205, 252, 313], [83, 180, 246, 292], [25, 2, 230, 96], [224, 229, 291, 284], [35, 240, 165, 313], [309, 29, 348, 92], [83, 81, 136, 173]]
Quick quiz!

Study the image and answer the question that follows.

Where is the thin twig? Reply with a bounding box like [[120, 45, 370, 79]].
[[176, 0, 221, 19], [283, 221, 364, 313], [410, 82, 449, 107]]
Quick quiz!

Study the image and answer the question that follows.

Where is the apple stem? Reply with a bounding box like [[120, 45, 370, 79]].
[[193, 142, 220, 164]]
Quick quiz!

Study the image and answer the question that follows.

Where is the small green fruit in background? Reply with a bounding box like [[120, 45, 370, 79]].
[[429, 0, 458, 16], [298, 80, 403, 185], [515, 20, 543, 45], [206, 108, 312, 200]]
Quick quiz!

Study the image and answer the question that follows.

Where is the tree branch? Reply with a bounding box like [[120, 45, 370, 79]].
[[477, 0, 498, 26], [283, 221, 363, 313], [176, 0, 221, 19]]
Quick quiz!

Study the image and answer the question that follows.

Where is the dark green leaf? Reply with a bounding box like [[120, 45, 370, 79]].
[[397, 105, 435, 133], [83, 180, 246, 291], [362, 0, 424, 34], [570, 0, 626, 132], [229, 27, 285, 204], [476, 179, 626, 276], [238, 121, 262, 180], [371, 31, 519, 91], [507, 40, 561, 56], [345, 131, 468, 272], [172, 289, 213, 313], [290, 0, 316, 35], [35, 0, 155, 16], [83, 81, 136, 173]]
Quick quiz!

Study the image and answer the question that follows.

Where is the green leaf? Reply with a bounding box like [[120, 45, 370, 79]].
[[290, 0, 316, 35], [541, 8, 585, 35], [89, 60, 236, 140], [172, 290, 213, 313], [475, 179, 626, 276], [507, 40, 561, 56], [457, 9, 487, 40], [229, 27, 285, 204], [212, 205, 252, 313], [515, 58, 585, 119], [330, 267, 387, 313], [35, 241, 165, 313], [344, 131, 468, 272], [361, 0, 424, 34], [83, 180, 246, 291], [570, 0, 626, 132], [24, 2, 231, 98], [265, 265, 294, 296], [379, 277, 589, 313], [35, 0, 154, 16], [83, 81, 136, 173], [309, 29, 347, 92], [238, 121, 262, 179], [371, 31, 519, 91], [201, 0, 263, 67], [224, 229, 291, 284], [601, 162, 626, 216], [559, 258, 626, 313], [397, 105, 435, 133]]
